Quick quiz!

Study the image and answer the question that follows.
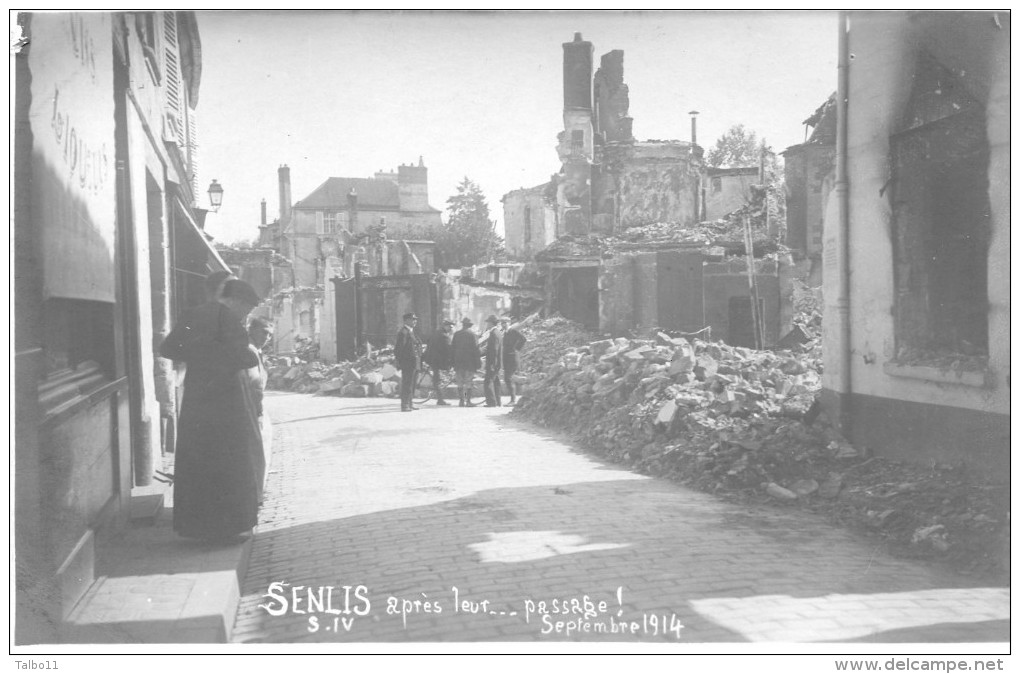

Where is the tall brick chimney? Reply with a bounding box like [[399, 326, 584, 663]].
[[278, 164, 292, 224], [398, 158, 429, 212], [563, 32, 594, 111], [260, 198, 267, 225]]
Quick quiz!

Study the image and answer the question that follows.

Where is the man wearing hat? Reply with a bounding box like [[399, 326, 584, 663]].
[[500, 317, 527, 406], [482, 314, 504, 407], [423, 319, 456, 405], [451, 317, 482, 406], [394, 312, 423, 411]]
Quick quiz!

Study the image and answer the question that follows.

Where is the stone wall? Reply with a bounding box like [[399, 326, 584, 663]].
[[438, 277, 544, 328], [601, 142, 703, 230], [706, 169, 757, 221], [598, 250, 788, 346], [502, 185, 558, 259]]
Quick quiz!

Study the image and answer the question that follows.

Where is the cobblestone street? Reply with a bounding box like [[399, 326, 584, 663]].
[[231, 392, 1009, 644]]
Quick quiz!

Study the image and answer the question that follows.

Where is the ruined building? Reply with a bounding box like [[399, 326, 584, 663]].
[[259, 160, 441, 287], [783, 93, 837, 284], [503, 34, 706, 258], [821, 11, 1008, 477], [238, 162, 440, 358]]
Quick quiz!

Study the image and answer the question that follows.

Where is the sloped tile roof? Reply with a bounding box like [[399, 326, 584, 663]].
[[296, 177, 401, 211]]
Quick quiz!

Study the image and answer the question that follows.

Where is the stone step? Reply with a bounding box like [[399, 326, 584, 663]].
[[62, 513, 252, 643]]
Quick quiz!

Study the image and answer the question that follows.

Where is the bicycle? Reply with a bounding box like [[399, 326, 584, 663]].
[[413, 368, 460, 405]]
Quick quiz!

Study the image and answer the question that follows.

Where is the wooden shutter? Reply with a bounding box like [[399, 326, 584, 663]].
[[187, 106, 199, 195], [162, 11, 185, 147]]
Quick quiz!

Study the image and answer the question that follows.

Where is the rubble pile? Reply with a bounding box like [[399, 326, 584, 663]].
[[778, 280, 823, 348], [516, 315, 601, 377], [264, 350, 404, 398], [534, 235, 606, 261], [513, 332, 1008, 579], [607, 215, 784, 258]]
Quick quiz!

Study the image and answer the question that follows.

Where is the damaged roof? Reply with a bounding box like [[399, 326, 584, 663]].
[[802, 93, 837, 145]]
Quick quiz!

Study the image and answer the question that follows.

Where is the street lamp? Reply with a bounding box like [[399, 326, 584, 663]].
[[207, 179, 224, 212]]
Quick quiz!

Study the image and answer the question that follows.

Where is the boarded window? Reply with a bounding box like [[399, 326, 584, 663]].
[[711, 177, 722, 193], [523, 205, 532, 244]]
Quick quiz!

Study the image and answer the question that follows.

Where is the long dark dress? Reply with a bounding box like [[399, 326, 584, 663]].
[[243, 344, 268, 503], [160, 301, 261, 540]]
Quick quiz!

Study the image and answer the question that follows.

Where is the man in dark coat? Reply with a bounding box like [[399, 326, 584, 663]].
[[500, 317, 527, 406], [451, 317, 482, 407], [423, 319, 455, 405], [394, 312, 423, 411], [482, 314, 504, 407]]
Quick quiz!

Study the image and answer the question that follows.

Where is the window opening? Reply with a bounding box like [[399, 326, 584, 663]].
[[890, 53, 990, 365]]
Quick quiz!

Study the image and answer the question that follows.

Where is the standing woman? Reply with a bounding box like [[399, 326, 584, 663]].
[[160, 279, 262, 541], [244, 318, 273, 504]]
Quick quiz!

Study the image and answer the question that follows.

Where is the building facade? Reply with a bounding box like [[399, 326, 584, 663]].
[[501, 183, 558, 259], [783, 94, 837, 283], [821, 11, 1009, 477], [705, 166, 759, 221], [248, 161, 441, 360], [283, 161, 442, 287], [503, 35, 706, 252], [14, 11, 227, 643]]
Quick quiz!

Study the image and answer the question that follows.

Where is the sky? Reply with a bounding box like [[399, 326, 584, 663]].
[[196, 10, 839, 244]]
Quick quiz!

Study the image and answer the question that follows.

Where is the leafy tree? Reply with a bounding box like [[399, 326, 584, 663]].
[[430, 178, 505, 269], [706, 124, 761, 168]]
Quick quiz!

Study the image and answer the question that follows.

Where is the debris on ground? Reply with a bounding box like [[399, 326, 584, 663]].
[[516, 315, 601, 378], [511, 329, 1008, 581], [264, 349, 401, 397], [265, 343, 491, 398]]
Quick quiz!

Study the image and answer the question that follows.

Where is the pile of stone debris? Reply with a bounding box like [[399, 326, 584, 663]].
[[608, 214, 783, 258], [515, 315, 602, 377], [264, 350, 403, 397], [264, 337, 512, 399], [512, 328, 1008, 579]]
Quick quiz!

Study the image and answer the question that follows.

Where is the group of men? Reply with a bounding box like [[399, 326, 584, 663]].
[[394, 312, 527, 411]]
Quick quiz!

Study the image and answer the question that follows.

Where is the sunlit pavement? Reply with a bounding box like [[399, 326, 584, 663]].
[[231, 392, 1009, 644]]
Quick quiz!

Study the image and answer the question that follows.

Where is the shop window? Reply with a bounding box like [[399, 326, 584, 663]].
[[38, 298, 115, 415], [890, 53, 990, 364]]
